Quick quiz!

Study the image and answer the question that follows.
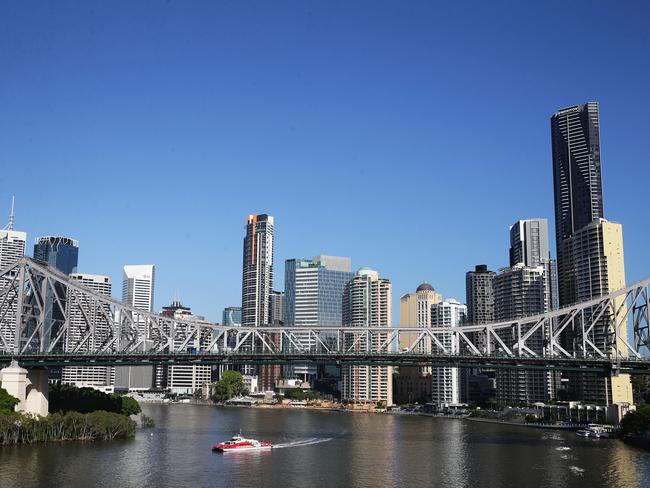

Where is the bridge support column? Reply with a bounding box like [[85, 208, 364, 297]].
[[0, 361, 49, 417]]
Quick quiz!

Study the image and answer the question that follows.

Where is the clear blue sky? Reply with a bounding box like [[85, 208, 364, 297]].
[[1, 1, 648, 322]]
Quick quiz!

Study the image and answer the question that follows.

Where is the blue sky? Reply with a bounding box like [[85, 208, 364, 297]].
[[1, 1, 648, 322]]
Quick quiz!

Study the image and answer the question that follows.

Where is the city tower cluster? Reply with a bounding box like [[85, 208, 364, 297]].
[[0, 102, 634, 421]]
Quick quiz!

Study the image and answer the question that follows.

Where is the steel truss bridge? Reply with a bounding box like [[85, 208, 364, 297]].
[[1, 258, 649, 374]]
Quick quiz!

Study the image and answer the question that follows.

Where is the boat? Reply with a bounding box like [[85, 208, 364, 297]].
[[576, 424, 611, 439], [212, 433, 273, 452]]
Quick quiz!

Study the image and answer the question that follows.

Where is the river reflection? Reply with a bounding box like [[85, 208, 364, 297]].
[[0, 405, 648, 488]]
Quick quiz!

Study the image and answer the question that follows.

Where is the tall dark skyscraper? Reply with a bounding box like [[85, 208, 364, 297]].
[[550, 103, 632, 406], [550, 102, 603, 307], [241, 214, 274, 328]]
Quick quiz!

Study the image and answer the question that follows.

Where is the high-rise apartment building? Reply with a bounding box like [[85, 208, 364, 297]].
[[464, 265, 497, 404], [430, 298, 465, 406], [241, 214, 274, 328], [341, 268, 393, 405], [0, 202, 26, 353], [466, 265, 496, 326], [551, 103, 632, 406], [494, 264, 553, 405], [283, 256, 354, 380], [394, 283, 442, 405], [114, 264, 155, 391], [61, 273, 114, 390]]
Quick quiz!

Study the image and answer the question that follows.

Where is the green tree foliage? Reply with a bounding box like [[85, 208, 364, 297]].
[[0, 410, 136, 445], [211, 371, 248, 402], [49, 383, 141, 416], [282, 389, 320, 401], [119, 396, 142, 416], [0, 387, 19, 414], [621, 405, 650, 436]]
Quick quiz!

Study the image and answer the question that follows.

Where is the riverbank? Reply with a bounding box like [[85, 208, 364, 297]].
[[0, 411, 137, 445]]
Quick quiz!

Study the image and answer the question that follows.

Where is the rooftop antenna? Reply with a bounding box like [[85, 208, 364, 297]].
[[3, 196, 14, 230]]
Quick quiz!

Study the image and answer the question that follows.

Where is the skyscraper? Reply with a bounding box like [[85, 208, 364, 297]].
[[283, 256, 354, 380], [430, 298, 466, 406], [509, 219, 550, 268], [551, 102, 632, 406], [269, 290, 284, 325], [494, 264, 552, 405], [33, 236, 79, 275], [61, 273, 114, 390], [32, 236, 79, 359], [464, 265, 497, 404], [0, 200, 26, 353], [394, 283, 442, 405], [114, 264, 155, 391], [341, 268, 393, 406], [222, 306, 242, 326], [241, 214, 274, 328], [551, 102, 604, 307], [465, 265, 496, 326]]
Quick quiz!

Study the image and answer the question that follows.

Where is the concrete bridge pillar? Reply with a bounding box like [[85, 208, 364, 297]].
[[0, 361, 49, 417]]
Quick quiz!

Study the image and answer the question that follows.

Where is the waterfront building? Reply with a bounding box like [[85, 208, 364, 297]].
[[341, 268, 393, 406], [463, 265, 497, 404], [61, 273, 114, 389], [114, 264, 156, 391], [395, 283, 442, 405], [240, 214, 274, 386], [160, 301, 212, 395], [494, 264, 551, 405], [0, 201, 26, 353], [430, 299, 465, 406], [269, 291, 284, 324], [241, 214, 274, 328], [284, 256, 354, 380], [551, 103, 632, 406], [222, 306, 242, 326]]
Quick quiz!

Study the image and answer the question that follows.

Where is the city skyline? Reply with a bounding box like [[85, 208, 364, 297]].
[[1, 3, 649, 323]]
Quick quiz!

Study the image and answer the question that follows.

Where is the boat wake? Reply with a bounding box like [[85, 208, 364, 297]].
[[273, 437, 333, 449]]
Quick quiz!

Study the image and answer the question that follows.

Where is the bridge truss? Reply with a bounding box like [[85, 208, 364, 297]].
[[1, 258, 649, 373]]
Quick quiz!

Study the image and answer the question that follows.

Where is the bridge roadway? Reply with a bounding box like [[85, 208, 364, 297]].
[[2, 352, 650, 374]]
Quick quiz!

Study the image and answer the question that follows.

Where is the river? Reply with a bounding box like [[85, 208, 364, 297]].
[[1, 404, 648, 487]]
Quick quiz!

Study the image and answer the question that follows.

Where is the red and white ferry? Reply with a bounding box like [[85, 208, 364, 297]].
[[212, 433, 273, 452]]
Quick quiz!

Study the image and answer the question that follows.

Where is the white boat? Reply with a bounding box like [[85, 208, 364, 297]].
[[212, 433, 273, 452], [576, 424, 611, 438]]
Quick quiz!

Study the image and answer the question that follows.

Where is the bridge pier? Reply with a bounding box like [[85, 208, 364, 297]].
[[0, 360, 49, 417]]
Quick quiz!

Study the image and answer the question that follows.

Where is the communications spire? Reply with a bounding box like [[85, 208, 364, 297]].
[[4, 196, 15, 230]]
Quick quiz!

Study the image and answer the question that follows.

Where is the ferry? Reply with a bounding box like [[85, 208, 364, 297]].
[[212, 433, 273, 452], [576, 424, 611, 439]]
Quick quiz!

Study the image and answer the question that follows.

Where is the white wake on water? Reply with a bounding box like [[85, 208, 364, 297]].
[[273, 437, 333, 449]]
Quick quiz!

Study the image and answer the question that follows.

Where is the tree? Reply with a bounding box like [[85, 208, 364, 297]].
[[118, 396, 142, 416], [211, 371, 247, 402], [283, 388, 306, 400], [621, 405, 650, 436], [0, 388, 19, 414]]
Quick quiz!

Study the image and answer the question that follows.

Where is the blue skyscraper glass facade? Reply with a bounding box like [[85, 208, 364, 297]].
[[284, 256, 354, 380], [222, 306, 242, 326], [33, 236, 79, 274]]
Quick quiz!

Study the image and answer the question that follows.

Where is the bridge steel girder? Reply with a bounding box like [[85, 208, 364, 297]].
[[0, 257, 649, 370]]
